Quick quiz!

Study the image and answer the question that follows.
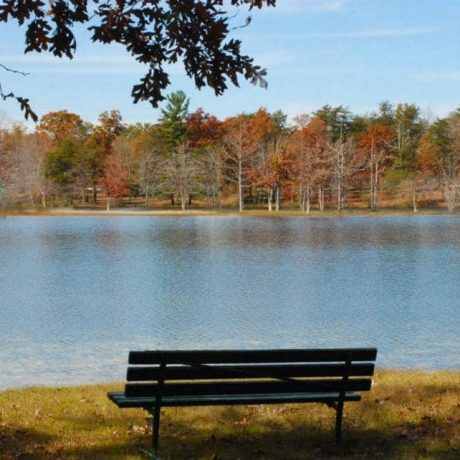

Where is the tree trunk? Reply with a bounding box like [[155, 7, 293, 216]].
[[212, 190, 219, 208], [40, 189, 47, 209], [238, 159, 244, 212], [268, 188, 273, 211], [318, 186, 324, 212], [188, 193, 192, 206], [370, 163, 379, 211], [275, 186, 280, 212], [93, 182, 97, 204], [446, 183, 456, 213], [299, 184, 304, 211], [106, 196, 110, 211], [171, 194, 175, 205], [374, 163, 380, 211]]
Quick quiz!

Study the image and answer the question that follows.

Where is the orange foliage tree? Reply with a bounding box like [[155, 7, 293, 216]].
[[222, 108, 274, 211], [289, 117, 328, 212], [38, 111, 85, 145], [101, 151, 128, 211], [358, 123, 395, 210]]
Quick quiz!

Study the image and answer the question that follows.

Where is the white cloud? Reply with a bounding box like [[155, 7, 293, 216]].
[[413, 70, 460, 82], [0, 54, 185, 76], [2, 54, 140, 65], [273, 0, 346, 14], [254, 50, 296, 67], [252, 27, 440, 40], [278, 101, 317, 122], [419, 103, 459, 118], [338, 27, 440, 38], [271, 65, 359, 76]]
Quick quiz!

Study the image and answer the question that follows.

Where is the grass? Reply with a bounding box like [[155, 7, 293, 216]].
[[0, 371, 459, 459]]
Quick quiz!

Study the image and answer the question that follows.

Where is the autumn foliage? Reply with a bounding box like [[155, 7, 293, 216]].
[[1, 98, 460, 213]]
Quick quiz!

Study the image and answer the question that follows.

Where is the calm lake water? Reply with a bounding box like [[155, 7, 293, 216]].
[[1, 215, 459, 389]]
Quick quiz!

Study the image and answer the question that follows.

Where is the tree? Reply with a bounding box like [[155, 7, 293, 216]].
[[413, 132, 442, 212], [139, 145, 163, 206], [98, 110, 124, 137], [0, 0, 274, 119], [81, 110, 124, 204], [253, 145, 290, 211], [251, 110, 289, 211], [328, 134, 356, 212], [0, 124, 51, 207], [430, 114, 460, 213], [314, 105, 352, 141], [45, 139, 80, 202], [222, 109, 274, 211], [186, 108, 224, 207], [358, 123, 395, 211], [113, 135, 140, 201], [290, 117, 328, 213], [38, 110, 85, 144], [133, 126, 164, 206], [163, 143, 199, 211], [158, 91, 190, 150], [101, 151, 128, 211], [393, 103, 424, 170]]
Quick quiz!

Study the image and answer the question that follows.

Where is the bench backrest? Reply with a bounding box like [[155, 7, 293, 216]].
[[124, 348, 377, 398]]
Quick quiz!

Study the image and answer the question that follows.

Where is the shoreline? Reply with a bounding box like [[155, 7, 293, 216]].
[[1, 368, 459, 393], [0, 207, 455, 218]]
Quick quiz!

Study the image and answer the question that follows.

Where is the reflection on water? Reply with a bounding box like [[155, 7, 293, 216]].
[[1, 215, 459, 389]]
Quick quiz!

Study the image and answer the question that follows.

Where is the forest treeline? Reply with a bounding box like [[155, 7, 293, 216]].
[[1, 92, 460, 212]]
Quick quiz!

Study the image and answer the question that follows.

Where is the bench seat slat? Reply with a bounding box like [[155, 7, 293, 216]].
[[127, 363, 375, 381], [124, 378, 372, 397], [108, 391, 362, 408], [129, 348, 377, 365]]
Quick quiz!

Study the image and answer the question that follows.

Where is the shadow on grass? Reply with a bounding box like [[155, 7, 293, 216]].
[[0, 426, 55, 459], [2, 405, 458, 459], [0, 424, 139, 459]]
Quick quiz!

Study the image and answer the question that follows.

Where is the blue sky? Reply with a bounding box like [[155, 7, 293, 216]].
[[1, 0, 460, 125]]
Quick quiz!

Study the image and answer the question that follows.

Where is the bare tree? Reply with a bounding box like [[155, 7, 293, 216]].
[[139, 147, 163, 206], [222, 119, 250, 211], [199, 145, 223, 208], [328, 135, 356, 212], [0, 125, 50, 207], [443, 117, 460, 213], [358, 124, 395, 211], [163, 144, 199, 211]]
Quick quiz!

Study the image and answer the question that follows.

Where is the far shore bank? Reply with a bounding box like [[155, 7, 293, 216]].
[[0, 207, 456, 218], [1, 370, 458, 459]]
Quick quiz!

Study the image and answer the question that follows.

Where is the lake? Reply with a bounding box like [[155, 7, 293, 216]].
[[1, 215, 459, 389]]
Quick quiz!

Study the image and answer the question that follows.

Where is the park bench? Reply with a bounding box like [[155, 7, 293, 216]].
[[108, 347, 377, 456]]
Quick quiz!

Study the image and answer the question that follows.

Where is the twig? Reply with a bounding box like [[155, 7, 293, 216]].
[[0, 63, 29, 76], [0, 83, 14, 101]]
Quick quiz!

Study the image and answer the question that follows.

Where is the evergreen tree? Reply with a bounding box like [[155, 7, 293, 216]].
[[158, 91, 190, 150]]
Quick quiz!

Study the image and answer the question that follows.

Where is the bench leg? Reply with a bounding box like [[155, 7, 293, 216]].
[[152, 405, 161, 457], [335, 401, 344, 444]]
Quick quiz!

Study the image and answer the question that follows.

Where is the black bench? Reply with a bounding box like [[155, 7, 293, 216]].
[[108, 348, 377, 456]]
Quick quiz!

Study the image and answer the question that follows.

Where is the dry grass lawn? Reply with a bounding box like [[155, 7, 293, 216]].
[[0, 370, 459, 459]]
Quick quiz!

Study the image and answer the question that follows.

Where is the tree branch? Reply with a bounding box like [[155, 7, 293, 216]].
[[0, 82, 38, 122], [0, 63, 29, 76]]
